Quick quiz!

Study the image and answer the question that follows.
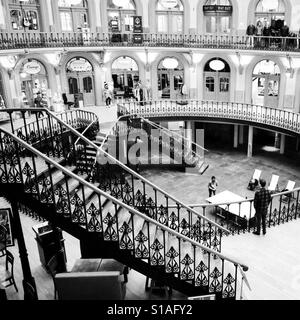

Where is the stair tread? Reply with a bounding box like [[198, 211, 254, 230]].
[[50, 166, 76, 185]]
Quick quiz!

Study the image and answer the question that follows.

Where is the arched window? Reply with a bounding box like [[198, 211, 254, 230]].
[[9, 0, 40, 31], [203, 0, 233, 34], [253, 60, 280, 75], [58, 0, 89, 32], [255, 0, 285, 27], [107, 0, 136, 33], [156, 0, 184, 34]]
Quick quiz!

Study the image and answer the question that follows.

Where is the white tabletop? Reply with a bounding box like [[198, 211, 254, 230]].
[[207, 190, 255, 220]]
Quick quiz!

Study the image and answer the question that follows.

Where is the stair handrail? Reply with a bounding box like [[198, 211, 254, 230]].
[[74, 118, 99, 147], [238, 265, 252, 300], [44, 109, 230, 234], [0, 126, 249, 272], [0, 108, 98, 135]]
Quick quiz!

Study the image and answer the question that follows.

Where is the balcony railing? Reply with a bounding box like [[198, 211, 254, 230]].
[[116, 100, 300, 235], [118, 100, 300, 136], [0, 32, 300, 52]]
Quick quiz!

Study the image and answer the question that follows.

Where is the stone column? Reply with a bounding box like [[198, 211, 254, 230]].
[[247, 126, 253, 157], [280, 134, 286, 155], [185, 121, 192, 149], [234, 125, 238, 148], [239, 125, 244, 145]]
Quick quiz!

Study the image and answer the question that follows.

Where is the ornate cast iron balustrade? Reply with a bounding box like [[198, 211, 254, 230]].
[[74, 117, 227, 252], [0, 126, 248, 300], [0, 107, 228, 252], [0, 108, 98, 152], [118, 100, 300, 136], [0, 32, 300, 52]]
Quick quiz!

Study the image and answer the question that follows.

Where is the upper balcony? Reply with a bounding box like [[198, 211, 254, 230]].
[[0, 32, 300, 54]]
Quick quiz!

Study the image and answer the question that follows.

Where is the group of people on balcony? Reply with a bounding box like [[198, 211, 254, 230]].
[[246, 19, 298, 49]]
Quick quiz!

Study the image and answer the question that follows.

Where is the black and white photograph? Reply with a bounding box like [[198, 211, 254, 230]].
[[0, 0, 300, 312]]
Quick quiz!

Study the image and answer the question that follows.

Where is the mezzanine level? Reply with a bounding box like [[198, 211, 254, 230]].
[[1, 32, 300, 54]]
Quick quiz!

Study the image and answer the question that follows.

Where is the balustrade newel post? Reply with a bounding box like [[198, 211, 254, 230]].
[[10, 199, 38, 300]]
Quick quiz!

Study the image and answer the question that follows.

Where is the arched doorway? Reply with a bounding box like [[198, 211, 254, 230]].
[[58, 0, 89, 32], [157, 57, 184, 100], [255, 0, 285, 27], [204, 58, 230, 101], [203, 0, 233, 34], [156, 0, 184, 34], [8, 0, 40, 32], [252, 60, 280, 107], [20, 59, 48, 108], [112, 56, 139, 99], [66, 57, 95, 107]]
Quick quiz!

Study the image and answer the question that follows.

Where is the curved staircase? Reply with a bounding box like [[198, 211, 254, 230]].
[[0, 108, 248, 300]]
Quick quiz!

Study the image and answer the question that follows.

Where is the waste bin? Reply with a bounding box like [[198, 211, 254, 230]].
[[74, 93, 84, 108], [32, 222, 66, 270]]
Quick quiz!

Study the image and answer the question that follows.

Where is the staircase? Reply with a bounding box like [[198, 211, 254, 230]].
[[117, 103, 209, 174], [140, 118, 209, 175], [0, 108, 248, 300]]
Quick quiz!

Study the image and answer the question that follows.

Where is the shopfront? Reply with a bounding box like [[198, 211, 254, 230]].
[[255, 0, 285, 27], [8, 0, 40, 32], [107, 0, 136, 35], [111, 56, 139, 99], [66, 57, 95, 107], [58, 0, 89, 32], [203, 0, 233, 34], [204, 58, 230, 101], [157, 57, 184, 100], [20, 59, 49, 108], [156, 0, 184, 34], [252, 60, 280, 108]]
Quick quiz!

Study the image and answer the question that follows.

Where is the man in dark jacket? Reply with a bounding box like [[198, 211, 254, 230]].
[[253, 179, 272, 236], [247, 24, 256, 47]]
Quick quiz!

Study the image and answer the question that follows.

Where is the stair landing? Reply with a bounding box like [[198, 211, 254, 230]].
[[222, 219, 300, 300]]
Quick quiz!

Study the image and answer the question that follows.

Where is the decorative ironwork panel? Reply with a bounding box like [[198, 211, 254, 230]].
[[222, 273, 236, 299], [103, 212, 118, 241], [166, 246, 179, 273], [180, 254, 194, 281], [195, 261, 209, 287], [135, 231, 149, 259], [150, 238, 164, 266], [119, 222, 134, 250], [70, 190, 86, 225], [87, 203, 102, 232]]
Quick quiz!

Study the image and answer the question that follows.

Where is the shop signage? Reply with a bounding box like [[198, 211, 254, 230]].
[[203, 5, 233, 13], [68, 59, 92, 72], [160, 0, 178, 9], [133, 16, 143, 44], [23, 61, 41, 75]]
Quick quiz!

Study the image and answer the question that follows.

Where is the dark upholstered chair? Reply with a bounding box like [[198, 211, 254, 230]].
[[0, 225, 7, 258]]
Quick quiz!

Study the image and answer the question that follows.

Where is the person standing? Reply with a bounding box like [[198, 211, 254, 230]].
[[104, 82, 112, 107], [253, 179, 272, 236], [208, 176, 218, 197]]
